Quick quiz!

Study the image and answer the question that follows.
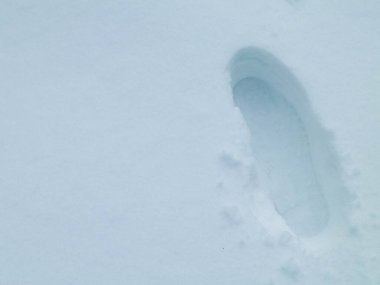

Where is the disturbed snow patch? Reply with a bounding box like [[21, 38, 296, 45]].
[[229, 47, 351, 238]]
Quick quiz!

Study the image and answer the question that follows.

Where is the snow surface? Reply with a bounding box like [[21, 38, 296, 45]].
[[1, 0, 380, 284]]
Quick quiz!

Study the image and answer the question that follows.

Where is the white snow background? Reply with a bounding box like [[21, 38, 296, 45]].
[[1, 0, 380, 284]]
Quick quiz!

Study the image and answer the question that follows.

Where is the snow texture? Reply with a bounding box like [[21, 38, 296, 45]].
[[1, 0, 380, 284]]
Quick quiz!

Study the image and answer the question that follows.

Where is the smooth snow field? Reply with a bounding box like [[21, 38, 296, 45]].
[[1, 1, 380, 284]]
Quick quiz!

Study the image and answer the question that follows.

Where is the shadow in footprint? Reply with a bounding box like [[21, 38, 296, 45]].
[[229, 47, 350, 237]]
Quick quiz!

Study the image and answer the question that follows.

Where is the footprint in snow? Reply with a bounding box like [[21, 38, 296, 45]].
[[229, 47, 350, 237]]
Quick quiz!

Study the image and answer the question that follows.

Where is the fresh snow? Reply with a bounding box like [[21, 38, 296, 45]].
[[1, 0, 380, 284]]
